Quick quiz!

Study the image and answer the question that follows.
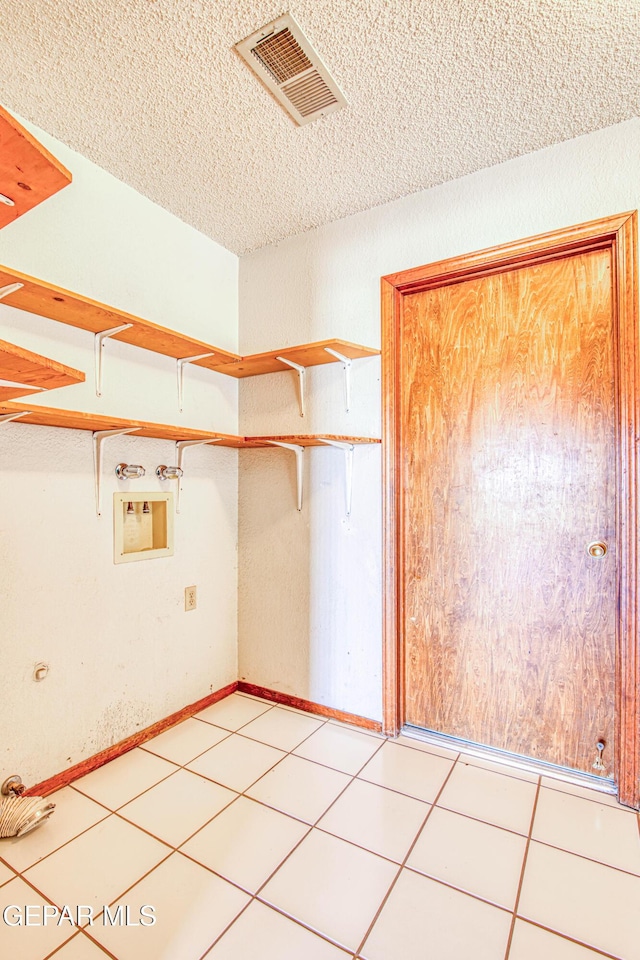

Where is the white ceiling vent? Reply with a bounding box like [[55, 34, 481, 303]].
[[235, 14, 346, 126]]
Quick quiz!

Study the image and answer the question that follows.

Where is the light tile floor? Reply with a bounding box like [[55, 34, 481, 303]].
[[1, 691, 639, 960]]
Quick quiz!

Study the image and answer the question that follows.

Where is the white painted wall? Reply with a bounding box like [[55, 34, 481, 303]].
[[0, 118, 239, 785], [238, 118, 640, 722]]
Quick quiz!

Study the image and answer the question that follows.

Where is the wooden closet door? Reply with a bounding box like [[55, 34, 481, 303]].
[[401, 248, 617, 774]]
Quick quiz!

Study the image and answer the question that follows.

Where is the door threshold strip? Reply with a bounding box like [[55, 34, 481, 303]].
[[401, 724, 617, 796]]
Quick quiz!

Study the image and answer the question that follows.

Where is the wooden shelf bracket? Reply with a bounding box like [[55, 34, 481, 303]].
[[324, 347, 353, 413], [94, 324, 133, 397], [265, 440, 305, 511], [175, 438, 221, 513], [93, 427, 139, 516], [317, 438, 355, 516], [276, 357, 306, 417], [176, 354, 216, 412]]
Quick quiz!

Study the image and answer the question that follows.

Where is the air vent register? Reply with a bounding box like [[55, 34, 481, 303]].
[[235, 13, 346, 126]]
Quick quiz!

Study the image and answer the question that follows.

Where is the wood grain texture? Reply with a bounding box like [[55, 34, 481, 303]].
[[0, 266, 379, 380], [209, 339, 380, 377], [0, 401, 246, 445], [383, 213, 635, 294], [0, 264, 241, 366], [241, 434, 381, 447], [0, 104, 72, 229], [0, 338, 85, 402], [0, 406, 380, 448], [402, 250, 616, 774], [382, 213, 639, 807], [25, 681, 239, 798], [237, 682, 382, 731], [612, 213, 640, 809], [381, 278, 403, 736]]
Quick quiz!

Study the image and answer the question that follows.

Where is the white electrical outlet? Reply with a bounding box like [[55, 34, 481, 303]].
[[185, 586, 197, 611]]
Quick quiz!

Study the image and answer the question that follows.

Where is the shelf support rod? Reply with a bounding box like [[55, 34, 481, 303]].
[[175, 438, 221, 513], [93, 428, 139, 517], [276, 357, 306, 418], [317, 439, 355, 516], [265, 441, 305, 511], [324, 348, 353, 413], [0, 282, 24, 300], [0, 411, 31, 426], [94, 324, 134, 398], [176, 354, 216, 412]]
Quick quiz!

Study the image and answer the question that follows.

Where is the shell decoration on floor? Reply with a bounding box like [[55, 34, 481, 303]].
[[0, 795, 56, 837]]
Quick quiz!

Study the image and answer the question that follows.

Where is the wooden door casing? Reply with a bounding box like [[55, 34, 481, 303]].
[[381, 213, 639, 808], [401, 250, 616, 774]]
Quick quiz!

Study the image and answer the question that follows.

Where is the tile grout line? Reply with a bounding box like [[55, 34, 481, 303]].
[[539, 779, 629, 811], [13, 844, 175, 935], [113, 719, 341, 862], [44, 927, 119, 960], [18, 701, 369, 959], [352, 750, 462, 958], [7, 694, 638, 958], [0, 698, 552, 875], [521, 836, 640, 880], [0, 801, 113, 879], [161, 711, 340, 852], [503, 776, 541, 959], [6, 735, 637, 885], [509, 918, 625, 960], [199, 728, 390, 956], [174, 705, 340, 852], [11, 710, 635, 936], [32, 701, 300, 873]]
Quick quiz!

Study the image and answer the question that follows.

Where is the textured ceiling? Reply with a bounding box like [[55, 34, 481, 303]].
[[1, 0, 639, 254]]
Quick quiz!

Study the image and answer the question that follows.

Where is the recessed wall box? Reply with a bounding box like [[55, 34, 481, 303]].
[[113, 492, 174, 564]]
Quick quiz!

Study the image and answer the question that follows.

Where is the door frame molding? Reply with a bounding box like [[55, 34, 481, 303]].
[[381, 212, 639, 808]]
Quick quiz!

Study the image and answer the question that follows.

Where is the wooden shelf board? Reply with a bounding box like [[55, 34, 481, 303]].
[[0, 105, 72, 229], [241, 434, 382, 447], [210, 339, 381, 378], [0, 401, 245, 446], [0, 268, 380, 382], [0, 264, 241, 367], [0, 338, 85, 401], [0, 404, 380, 449], [0, 385, 40, 402]]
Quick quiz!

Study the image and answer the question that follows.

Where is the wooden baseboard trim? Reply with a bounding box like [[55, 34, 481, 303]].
[[26, 680, 239, 797], [237, 682, 383, 732]]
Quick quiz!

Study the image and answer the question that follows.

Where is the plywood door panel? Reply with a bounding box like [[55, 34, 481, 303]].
[[401, 249, 616, 774]]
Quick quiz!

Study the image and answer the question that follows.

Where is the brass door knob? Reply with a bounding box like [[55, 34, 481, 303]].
[[587, 541, 608, 558]]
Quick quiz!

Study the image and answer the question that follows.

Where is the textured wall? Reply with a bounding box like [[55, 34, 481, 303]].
[[238, 118, 640, 722], [0, 120, 239, 785]]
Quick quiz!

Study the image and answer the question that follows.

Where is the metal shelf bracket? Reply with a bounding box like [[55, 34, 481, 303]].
[[94, 324, 134, 397], [265, 441, 305, 511], [93, 427, 139, 516], [324, 348, 353, 412], [276, 357, 306, 418], [0, 410, 31, 426], [0, 282, 24, 301], [0, 379, 45, 394], [317, 438, 355, 516], [176, 354, 216, 412], [174, 438, 221, 513]]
